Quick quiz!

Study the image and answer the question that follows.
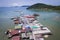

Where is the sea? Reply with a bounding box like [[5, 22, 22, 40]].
[[0, 6, 60, 40]]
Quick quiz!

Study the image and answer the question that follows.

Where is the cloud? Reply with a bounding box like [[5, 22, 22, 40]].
[[0, 0, 60, 7], [11, 3, 20, 6]]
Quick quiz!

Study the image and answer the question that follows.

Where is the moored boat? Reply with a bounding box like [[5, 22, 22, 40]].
[[5, 13, 52, 40]]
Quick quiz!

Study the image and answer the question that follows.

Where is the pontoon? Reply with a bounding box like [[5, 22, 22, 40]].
[[5, 14, 52, 40]]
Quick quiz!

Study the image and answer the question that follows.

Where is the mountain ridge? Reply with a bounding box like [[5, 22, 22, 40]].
[[27, 3, 60, 10]]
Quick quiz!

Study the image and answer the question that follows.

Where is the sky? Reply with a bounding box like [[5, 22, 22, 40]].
[[0, 0, 60, 7]]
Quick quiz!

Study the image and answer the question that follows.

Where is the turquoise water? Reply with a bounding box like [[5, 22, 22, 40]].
[[0, 7, 60, 40]]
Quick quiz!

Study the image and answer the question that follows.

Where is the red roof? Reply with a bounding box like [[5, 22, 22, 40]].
[[9, 30, 21, 35], [11, 36, 21, 40], [25, 16, 35, 18], [21, 29, 26, 33]]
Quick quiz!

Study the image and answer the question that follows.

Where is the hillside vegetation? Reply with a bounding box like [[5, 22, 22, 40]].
[[27, 3, 60, 10]]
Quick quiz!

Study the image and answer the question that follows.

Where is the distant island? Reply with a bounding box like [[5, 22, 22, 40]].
[[21, 5, 30, 7], [27, 3, 60, 10]]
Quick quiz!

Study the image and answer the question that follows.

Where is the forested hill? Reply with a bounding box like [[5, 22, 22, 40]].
[[27, 3, 60, 10]]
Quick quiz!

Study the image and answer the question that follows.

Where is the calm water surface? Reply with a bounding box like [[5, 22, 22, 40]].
[[0, 7, 60, 40]]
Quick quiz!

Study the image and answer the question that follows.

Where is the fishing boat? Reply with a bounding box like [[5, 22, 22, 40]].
[[5, 13, 52, 40]]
